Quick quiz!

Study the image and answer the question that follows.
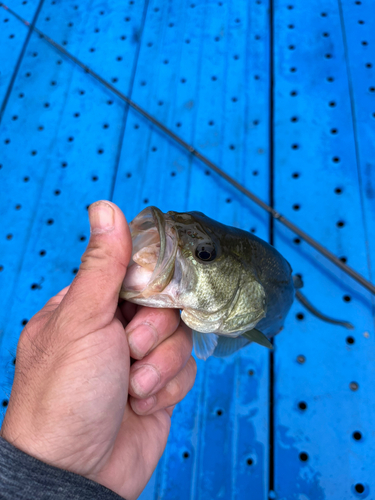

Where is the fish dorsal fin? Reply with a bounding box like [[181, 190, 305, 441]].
[[193, 331, 219, 360], [242, 328, 273, 349]]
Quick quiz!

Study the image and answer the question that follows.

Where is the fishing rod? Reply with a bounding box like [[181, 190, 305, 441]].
[[2, 3, 375, 296]]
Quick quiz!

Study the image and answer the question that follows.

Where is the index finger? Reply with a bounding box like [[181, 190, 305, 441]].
[[122, 305, 181, 360]]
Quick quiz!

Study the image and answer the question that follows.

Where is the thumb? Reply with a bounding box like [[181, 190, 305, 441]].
[[59, 201, 132, 330]]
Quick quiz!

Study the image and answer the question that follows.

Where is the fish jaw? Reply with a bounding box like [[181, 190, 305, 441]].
[[120, 206, 178, 301], [121, 248, 188, 309]]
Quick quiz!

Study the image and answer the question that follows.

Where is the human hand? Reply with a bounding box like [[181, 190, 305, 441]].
[[0, 201, 196, 500]]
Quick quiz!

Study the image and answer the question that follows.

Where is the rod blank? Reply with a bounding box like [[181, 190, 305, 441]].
[[2, 2, 374, 296]]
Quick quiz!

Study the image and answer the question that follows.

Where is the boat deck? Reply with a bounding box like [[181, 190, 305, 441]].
[[1, 0, 374, 498]]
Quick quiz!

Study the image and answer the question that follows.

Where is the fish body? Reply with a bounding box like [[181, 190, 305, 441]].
[[120, 207, 295, 359]]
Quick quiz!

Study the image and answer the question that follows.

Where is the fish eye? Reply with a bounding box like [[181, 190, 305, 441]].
[[195, 243, 216, 262]]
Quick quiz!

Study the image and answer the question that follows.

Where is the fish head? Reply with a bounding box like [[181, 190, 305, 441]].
[[120, 207, 266, 335]]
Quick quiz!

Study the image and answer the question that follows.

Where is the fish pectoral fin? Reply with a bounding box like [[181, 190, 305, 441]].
[[242, 328, 274, 349], [212, 335, 251, 358], [193, 331, 219, 360]]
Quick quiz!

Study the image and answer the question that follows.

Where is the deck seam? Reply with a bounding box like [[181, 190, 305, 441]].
[[337, 0, 375, 328], [0, 0, 45, 124], [109, 0, 151, 202], [268, 0, 275, 497]]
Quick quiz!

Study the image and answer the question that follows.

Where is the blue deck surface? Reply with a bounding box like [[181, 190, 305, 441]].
[[0, 0, 374, 499]]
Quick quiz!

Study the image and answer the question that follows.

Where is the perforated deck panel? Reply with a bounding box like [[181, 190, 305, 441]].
[[0, 1, 374, 499]]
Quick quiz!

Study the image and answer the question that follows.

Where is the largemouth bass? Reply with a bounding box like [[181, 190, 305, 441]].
[[120, 206, 295, 360]]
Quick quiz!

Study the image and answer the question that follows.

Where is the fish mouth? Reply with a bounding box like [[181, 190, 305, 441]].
[[120, 206, 178, 300]]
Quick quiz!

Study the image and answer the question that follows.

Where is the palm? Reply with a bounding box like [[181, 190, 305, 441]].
[[42, 314, 171, 499], [99, 406, 171, 499]]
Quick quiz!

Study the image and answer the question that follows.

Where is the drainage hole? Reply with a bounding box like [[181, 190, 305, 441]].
[[354, 484, 364, 494], [353, 431, 362, 441]]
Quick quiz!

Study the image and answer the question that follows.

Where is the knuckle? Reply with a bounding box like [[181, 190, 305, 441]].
[[169, 308, 181, 328], [180, 331, 193, 356], [170, 329, 192, 367], [80, 239, 128, 275], [149, 307, 180, 332], [179, 322, 193, 348], [185, 356, 197, 388], [168, 342, 187, 371], [127, 322, 159, 359], [142, 321, 160, 343], [164, 357, 197, 401], [187, 355, 197, 375], [165, 377, 182, 399]]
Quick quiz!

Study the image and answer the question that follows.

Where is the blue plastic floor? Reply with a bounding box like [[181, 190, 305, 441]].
[[1, 0, 374, 498]]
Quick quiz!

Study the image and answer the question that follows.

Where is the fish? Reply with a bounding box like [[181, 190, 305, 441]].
[[120, 206, 295, 360]]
